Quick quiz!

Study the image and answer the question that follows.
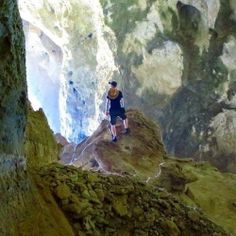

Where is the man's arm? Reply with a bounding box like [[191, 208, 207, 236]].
[[120, 97, 125, 108], [105, 98, 110, 115], [120, 91, 125, 108]]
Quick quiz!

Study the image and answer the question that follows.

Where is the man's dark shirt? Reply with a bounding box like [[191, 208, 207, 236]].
[[107, 91, 123, 111]]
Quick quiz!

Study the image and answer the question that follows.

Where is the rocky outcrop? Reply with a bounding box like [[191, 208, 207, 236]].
[[36, 163, 229, 236], [24, 106, 59, 169], [60, 110, 166, 180], [155, 157, 236, 235]]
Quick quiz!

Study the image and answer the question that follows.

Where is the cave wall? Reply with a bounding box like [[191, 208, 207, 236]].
[[18, 0, 117, 142], [19, 0, 236, 172], [95, 0, 236, 172], [0, 1, 74, 235], [0, 0, 28, 232]]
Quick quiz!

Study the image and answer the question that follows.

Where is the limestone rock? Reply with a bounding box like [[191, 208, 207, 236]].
[[0, 1, 74, 235], [18, 0, 236, 173], [36, 164, 229, 236], [24, 106, 59, 169], [203, 110, 236, 172], [156, 157, 236, 235], [61, 110, 166, 180]]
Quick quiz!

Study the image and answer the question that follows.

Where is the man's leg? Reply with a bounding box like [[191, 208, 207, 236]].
[[120, 112, 130, 134], [123, 118, 128, 129], [111, 124, 117, 139], [110, 114, 117, 142]]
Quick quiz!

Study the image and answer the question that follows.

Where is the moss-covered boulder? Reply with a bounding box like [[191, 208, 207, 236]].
[[154, 157, 236, 235], [24, 106, 59, 169], [36, 163, 229, 236]]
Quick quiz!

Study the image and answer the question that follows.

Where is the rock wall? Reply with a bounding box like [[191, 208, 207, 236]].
[[18, 0, 117, 142], [23, 20, 62, 132], [0, 0, 27, 233], [24, 105, 59, 169], [0, 0, 27, 154], [0, 1, 74, 235], [19, 0, 236, 171]]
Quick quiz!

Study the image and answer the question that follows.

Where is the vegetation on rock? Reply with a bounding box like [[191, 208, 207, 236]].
[[36, 163, 229, 236], [24, 105, 59, 169]]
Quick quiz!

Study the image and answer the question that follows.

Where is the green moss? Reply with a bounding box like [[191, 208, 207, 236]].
[[36, 164, 229, 235], [0, 0, 27, 154], [158, 158, 236, 235], [24, 106, 59, 169], [100, 0, 155, 46]]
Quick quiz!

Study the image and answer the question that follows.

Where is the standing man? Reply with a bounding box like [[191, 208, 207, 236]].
[[105, 81, 130, 142]]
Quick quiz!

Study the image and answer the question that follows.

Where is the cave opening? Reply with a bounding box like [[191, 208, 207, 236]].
[[18, 0, 117, 144]]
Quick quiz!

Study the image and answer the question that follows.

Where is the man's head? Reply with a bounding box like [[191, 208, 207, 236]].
[[177, 1, 183, 10], [109, 81, 117, 88]]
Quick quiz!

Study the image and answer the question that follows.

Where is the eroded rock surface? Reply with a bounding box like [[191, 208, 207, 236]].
[[24, 106, 59, 169], [0, 2, 73, 235], [18, 0, 236, 173], [36, 163, 229, 236], [155, 157, 236, 235], [61, 110, 166, 180]]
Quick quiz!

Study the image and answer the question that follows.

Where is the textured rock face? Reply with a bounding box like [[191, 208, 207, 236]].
[[156, 158, 236, 235], [36, 163, 229, 236], [19, 0, 236, 172], [23, 20, 62, 132], [0, 0, 27, 154], [18, 0, 117, 142], [61, 110, 166, 180], [0, 2, 74, 235], [0, 0, 28, 233], [24, 106, 59, 169]]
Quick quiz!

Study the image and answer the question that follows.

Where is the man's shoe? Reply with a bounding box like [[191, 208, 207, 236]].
[[123, 128, 130, 135], [112, 136, 117, 142]]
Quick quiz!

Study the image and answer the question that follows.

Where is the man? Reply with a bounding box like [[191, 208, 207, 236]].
[[105, 81, 130, 142]]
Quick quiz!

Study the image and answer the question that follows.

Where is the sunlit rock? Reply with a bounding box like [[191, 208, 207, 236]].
[[19, 0, 117, 142], [61, 110, 166, 180], [18, 0, 236, 172], [24, 106, 59, 169]]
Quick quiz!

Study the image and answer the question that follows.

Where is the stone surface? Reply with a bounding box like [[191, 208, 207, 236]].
[[154, 157, 236, 235], [61, 110, 166, 180], [18, 0, 117, 142], [24, 105, 59, 169], [0, 0, 27, 154], [18, 0, 236, 173], [36, 163, 229, 236], [0, 2, 74, 235]]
